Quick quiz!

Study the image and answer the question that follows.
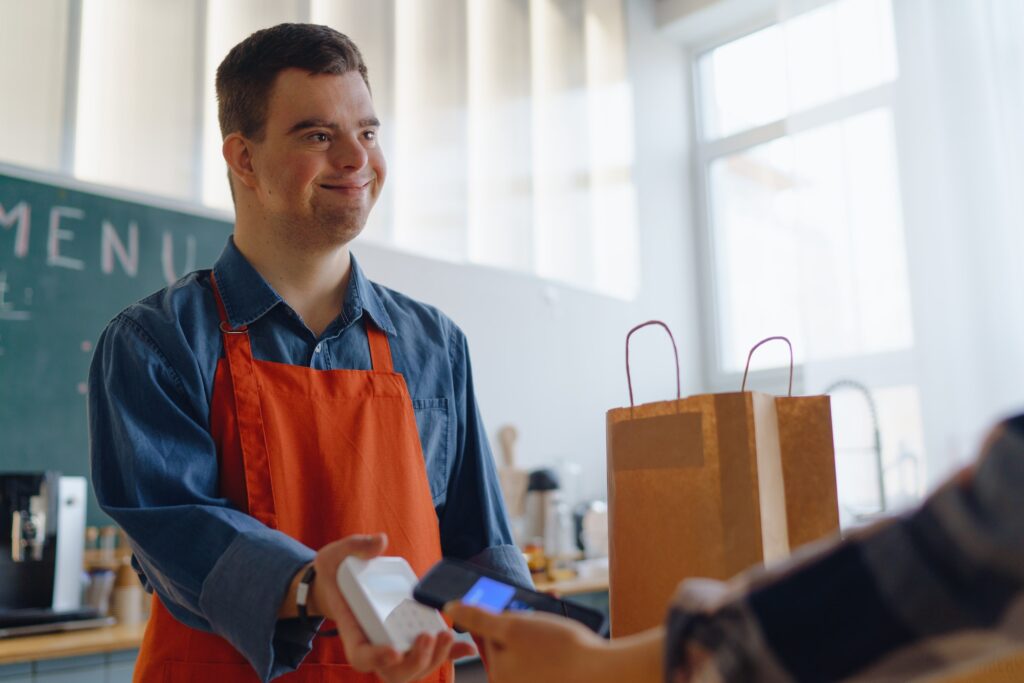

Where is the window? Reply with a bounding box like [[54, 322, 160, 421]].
[[692, 0, 925, 524]]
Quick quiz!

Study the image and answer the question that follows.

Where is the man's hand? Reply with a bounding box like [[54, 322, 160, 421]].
[[446, 602, 666, 683], [308, 535, 476, 683]]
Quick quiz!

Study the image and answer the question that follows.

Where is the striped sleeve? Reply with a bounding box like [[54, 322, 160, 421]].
[[665, 415, 1024, 683]]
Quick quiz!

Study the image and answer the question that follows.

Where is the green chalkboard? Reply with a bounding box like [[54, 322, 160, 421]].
[[0, 164, 233, 524]]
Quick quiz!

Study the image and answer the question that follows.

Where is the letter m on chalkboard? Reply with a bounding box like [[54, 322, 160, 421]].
[[0, 202, 30, 258]]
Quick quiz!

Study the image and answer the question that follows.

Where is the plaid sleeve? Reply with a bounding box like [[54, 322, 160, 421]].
[[665, 415, 1024, 683]]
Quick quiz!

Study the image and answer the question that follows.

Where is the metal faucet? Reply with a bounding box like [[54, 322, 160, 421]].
[[824, 379, 886, 514]]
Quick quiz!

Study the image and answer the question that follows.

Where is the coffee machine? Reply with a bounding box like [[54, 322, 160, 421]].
[[0, 472, 91, 629]]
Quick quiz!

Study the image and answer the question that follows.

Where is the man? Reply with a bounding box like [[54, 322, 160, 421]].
[[449, 414, 1024, 682], [89, 23, 528, 683]]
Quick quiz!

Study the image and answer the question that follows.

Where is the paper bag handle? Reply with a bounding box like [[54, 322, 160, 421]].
[[625, 320, 681, 407], [741, 336, 794, 396]]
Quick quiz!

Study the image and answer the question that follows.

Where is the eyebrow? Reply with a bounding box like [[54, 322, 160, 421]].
[[287, 117, 381, 135]]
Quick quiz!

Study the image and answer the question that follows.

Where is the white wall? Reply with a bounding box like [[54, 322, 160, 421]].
[[354, 0, 701, 504]]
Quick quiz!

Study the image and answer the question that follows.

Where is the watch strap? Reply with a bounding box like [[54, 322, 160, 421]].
[[296, 564, 338, 637]]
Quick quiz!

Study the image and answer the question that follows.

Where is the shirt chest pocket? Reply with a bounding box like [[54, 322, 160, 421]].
[[412, 398, 451, 504]]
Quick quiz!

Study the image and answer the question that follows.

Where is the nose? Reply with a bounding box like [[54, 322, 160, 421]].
[[331, 134, 368, 172]]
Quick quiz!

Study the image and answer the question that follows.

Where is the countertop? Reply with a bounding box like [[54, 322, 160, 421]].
[[0, 622, 146, 665], [532, 575, 609, 596]]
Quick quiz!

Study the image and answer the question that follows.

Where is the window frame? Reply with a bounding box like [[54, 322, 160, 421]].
[[687, 9, 915, 398]]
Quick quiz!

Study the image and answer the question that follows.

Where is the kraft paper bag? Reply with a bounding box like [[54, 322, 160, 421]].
[[606, 327, 839, 637], [943, 651, 1024, 683], [777, 394, 840, 548], [742, 337, 841, 550]]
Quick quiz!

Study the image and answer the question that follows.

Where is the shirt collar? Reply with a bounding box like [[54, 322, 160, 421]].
[[341, 253, 398, 337], [211, 237, 280, 328], [211, 237, 396, 336]]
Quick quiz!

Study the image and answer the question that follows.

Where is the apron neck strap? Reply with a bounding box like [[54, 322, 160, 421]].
[[210, 272, 236, 329], [208, 270, 277, 528], [366, 323, 394, 373]]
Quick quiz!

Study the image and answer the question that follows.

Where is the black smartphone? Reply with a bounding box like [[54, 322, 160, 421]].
[[413, 558, 607, 635]]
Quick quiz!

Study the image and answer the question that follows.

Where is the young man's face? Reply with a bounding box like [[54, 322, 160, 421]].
[[248, 68, 385, 248]]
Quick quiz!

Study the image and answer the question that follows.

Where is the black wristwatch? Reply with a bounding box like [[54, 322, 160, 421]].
[[296, 565, 337, 637]]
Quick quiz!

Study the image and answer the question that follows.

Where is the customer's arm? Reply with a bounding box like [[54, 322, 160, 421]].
[[667, 415, 1024, 683], [445, 604, 664, 683]]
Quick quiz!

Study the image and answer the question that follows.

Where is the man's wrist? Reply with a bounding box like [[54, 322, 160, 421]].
[[279, 561, 316, 619], [292, 562, 338, 637], [296, 564, 318, 628]]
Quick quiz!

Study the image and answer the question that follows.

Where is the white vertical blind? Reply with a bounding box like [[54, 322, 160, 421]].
[[466, 0, 534, 271], [0, 0, 70, 172], [392, 0, 469, 262], [584, 0, 637, 296], [531, 0, 591, 286], [75, 0, 201, 200]]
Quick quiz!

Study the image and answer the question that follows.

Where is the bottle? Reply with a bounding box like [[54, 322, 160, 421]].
[[111, 557, 144, 625]]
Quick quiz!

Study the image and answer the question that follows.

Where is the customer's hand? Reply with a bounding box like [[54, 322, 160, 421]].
[[446, 602, 665, 683], [311, 534, 476, 683]]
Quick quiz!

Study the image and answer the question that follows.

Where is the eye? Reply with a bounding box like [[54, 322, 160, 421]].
[[362, 130, 377, 142], [308, 132, 331, 144]]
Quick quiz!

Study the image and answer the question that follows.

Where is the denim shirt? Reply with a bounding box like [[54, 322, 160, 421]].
[[88, 237, 529, 682]]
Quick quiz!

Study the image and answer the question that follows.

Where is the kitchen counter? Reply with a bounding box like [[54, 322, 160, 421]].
[[0, 622, 145, 665], [533, 575, 609, 597]]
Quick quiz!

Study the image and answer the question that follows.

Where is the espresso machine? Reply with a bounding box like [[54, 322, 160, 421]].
[[0, 472, 97, 633]]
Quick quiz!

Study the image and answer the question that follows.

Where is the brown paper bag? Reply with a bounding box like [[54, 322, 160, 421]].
[[942, 651, 1024, 682], [606, 327, 839, 637], [741, 338, 841, 550], [776, 394, 840, 548]]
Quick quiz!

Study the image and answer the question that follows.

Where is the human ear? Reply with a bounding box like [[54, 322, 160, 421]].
[[223, 133, 259, 191]]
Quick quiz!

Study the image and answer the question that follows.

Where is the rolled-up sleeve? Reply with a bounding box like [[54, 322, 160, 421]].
[[436, 324, 532, 589], [89, 314, 316, 682]]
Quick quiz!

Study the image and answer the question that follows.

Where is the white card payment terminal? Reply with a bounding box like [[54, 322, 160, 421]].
[[336, 556, 449, 652]]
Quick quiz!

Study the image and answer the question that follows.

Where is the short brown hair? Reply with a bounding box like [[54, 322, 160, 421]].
[[215, 23, 369, 142]]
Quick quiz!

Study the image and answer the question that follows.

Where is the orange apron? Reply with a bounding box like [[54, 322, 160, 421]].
[[134, 274, 450, 683]]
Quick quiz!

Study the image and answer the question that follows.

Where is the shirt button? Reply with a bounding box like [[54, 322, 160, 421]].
[[314, 344, 322, 354]]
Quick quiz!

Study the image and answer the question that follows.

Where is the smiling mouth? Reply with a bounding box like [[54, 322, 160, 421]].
[[320, 179, 371, 192]]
